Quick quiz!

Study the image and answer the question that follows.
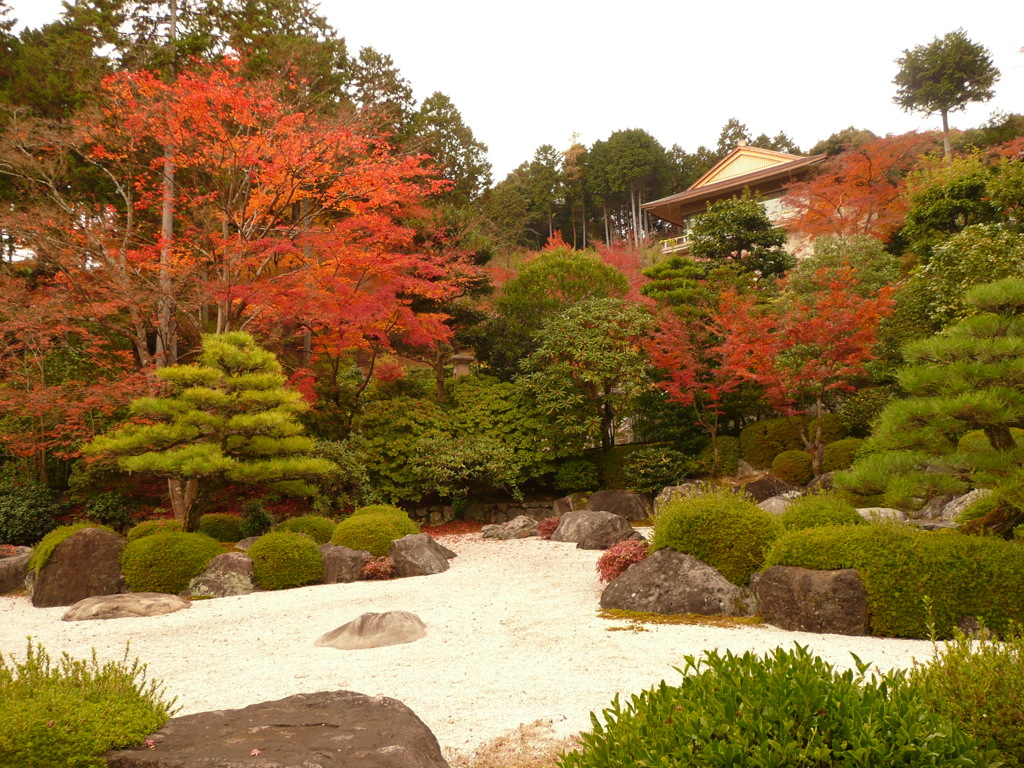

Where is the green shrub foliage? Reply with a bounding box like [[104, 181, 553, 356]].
[[694, 435, 741, 477], [821, 437, 865, 472], [621, 446, 696, 494], [765, 525, 1024, 638], [27, 523, 110, 574], [240, 498, 274, 538], [558, 645, 990, 768], [248, 531, 324, 590], [126, 519, 184, 541], [0, 480, 58, 546], [274, 514, 336, 544], [0, 640, 177, 768], [650, 488, 783, 586], [771, 450, 814, 485], [352, 504, 411, 518], [331, 511, 419, 556], [197, 513, 245, 542], [554, 458, 601, 493], [779, 493, 864, 532], [740, 416, 844, 469], [83, 492, 134, 533], [120, 532, 222, 594]]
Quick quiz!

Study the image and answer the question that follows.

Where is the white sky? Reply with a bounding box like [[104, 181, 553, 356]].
[[8, 0, 1024, 182]]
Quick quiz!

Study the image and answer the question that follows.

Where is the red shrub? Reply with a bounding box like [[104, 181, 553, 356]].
[[537, 516, 561, 540], [596, 539, 650, 583], [361, 556, 396, 580]]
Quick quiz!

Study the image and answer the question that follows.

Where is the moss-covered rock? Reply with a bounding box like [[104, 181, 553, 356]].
[[27, 523, 111, 574], [248, 531, 324, 590], [120, 532, 222, 594]]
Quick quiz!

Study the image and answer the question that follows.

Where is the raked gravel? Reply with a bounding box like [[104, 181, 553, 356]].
[[0, 533, 936, 762]]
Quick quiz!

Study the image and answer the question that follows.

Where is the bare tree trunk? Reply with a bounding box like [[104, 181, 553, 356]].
[[941, 110, 951, 158], [156, 0, 178, 367], [168, 477, 200, 530], [434, 341, 447, 405]]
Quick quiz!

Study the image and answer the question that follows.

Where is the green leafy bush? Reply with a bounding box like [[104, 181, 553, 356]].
[[351, 504, 410, 518], [740, 415, 844, 469], [911, 626, 1024, 767], [248, 531, 324, 590], [0, 640, 177, 768], [822, 437, 865, 472], [83, 491, 134, 534], [779, 493, 864, 532], [558, 645, 991, 768], [694, 435, 741, 477], [771, 449, 814, 485], [27, 523, 111, 574], [765, 525, 1024, 638], [554, 458, 601, 493], [621, 446, 696, 494], [120, 532, 222, 594], [0, 480, 58, 546], [126, 518, 184, 542], [331, 511, 419, 556], [958, 427, 1024, 453], [240, 498, 274, 538], [274, 514, 336, 544], [650, 488, 783, 586], [197, 513, 245, 542]]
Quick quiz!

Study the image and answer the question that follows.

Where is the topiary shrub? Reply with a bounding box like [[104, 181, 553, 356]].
[[361, 556, 396, 580], [0, 639, 177, 768], [197, 513, 245, 542], [27, 523, 111, 574], [694, 435, 741, 477], [537, 516, 561, 540], [822, 437, 865, 472], [771, 450, 814, 485], [274, 514, 336, 544], [120, 532, 222, 594], [126, 519, 184, 542], [621, 447, 696, 495], [764, 525, 1024, 638], [351, 504, 410, 518], [779, 492, 864, 532], [554, 458, 601, 493], [248, 531, 324, 590], [240, 498, 274, 538], [557, 645, 991, 768], [0, 480, 58, 546], [650, 488, 783, 586], [740, 415, 845, 469], [331, 511, 419, 556], [596, 540, 649, 583], [83, 492, 134, 534]]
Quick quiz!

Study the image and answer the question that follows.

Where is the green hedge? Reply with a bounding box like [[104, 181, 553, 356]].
[[822, 437, 865, 472], [197, 513, 245, 542], [779, 493, 864, 532], [740, 415, 845, 469], [120, 532, 222, 594], [126, 519, 183, 542], [0, 480, 58, 546], [274, 514, 336, 544], [249, 532, 324, 590], [765, 525, 1024, 638], [694, 435, 741, 477], [771, 450, 814, 485], [554, 458, 601, 493], [331, 510, 419, 556]]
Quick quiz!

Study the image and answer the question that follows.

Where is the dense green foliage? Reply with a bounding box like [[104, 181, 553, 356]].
[[554, 458, 601, 494], [331, 510, 419, 556], [0, 641, 177, 768], [26, 523, 109, 574], [765, 525, 1024, 637], [695, 435, 742, 477], [196, 513, 245, 542], [621, 446, 696, 494], [274, 514, 336, 544], [779, 493, 864, 531], [559, 645, 990, 768], [651, 489, 783, 585], [120, 532, 222, 594], [240, 499, 274, 538], [688, 192, 793, 278], [248, 531, 324, 590], [740, 416, 844, 469], [351, 504, 410, 518], [126, 519, 184, 542], [787, 236, 901, 298], [0, 479, 57, 546], [771, 450, 814, 486], [82, 491, 134, 534], [822, 437, 865, 472]]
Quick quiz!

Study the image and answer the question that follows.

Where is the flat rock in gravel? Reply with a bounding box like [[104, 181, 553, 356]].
[[390, 534, 452, 578], [319, 544, 371, 583], [62, 592, 191, 621], [0, 552, 30, 593], [103, 690, 449, 768], [316, 610, 427, 650], [551, 510, 641, 550], [32, 527, 127, 607], [482, 515, 538, 540]]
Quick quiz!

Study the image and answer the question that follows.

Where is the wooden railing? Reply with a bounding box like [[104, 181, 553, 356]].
[[659, 235, 689, 254]]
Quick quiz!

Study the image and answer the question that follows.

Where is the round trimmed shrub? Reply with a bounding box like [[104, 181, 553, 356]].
[[120, 532, 222, 594], [0, 480, 58, 546], [779, 493, 864, 531], [650, 488, 783, 586], [772, 450, 814, 486], [351, 504, 410, 519], [331, 512, 419, 556], [274, 514, 336, 544], [822, 437, 864, 472], [740, 415, 845, 469], [554, 458, 601, 493], [197, 513, 244, 542], [248, 531, 324, 590], [126, 519, 183, 542]]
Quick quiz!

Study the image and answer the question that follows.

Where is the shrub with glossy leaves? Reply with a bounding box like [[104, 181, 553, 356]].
[[240, 498, 274, 538], [554, 458, 601, 493], [651, 488, 782, 586], [197, 513, 245, 542], [120, 532, 222, 594], [557, 645, 992, 768], [126, 518, 184, 541], [0, 480, 58, 546], [621, 446, 696, 494], [779, 493, 864, 531], [0, 640, 177, 768], [83, 491, 134, 534], [274, 514, 336, 544], [331, 511, 419, 556], [596, 540, 650, 583], [772, 449, 814, 485], [248, 531, 324, 590]]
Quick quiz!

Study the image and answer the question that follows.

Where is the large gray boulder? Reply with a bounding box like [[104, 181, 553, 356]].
[[941, 488, 992, 522], [316, 610, 427, 650], [184, 552, 255, 598], [32, 528, 127, 608], [600, 549, 756, 616], [319, 544, 371, 584], [856, 507, 908, 523], [653, 484, 702, 514], [752, 566, 870, 636], [481, 515, 538, 540], [552, 492, 589, 516], [758, 493, 801, 516], [0, 551, 30, 593], [550, 510, 641, 550], [62, 592, 191, 621], [586, 489, 652, 521], [103, 690, 449, 768], [390, 534, 451, 578], [740, 475, 799, 502]]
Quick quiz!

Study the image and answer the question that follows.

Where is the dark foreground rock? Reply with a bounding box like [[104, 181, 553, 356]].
[[104, 690, 449, 768], [482, 515, 539, 540], [316, 610, 427, 650], [600, 549, 756, 616], [550, 510, 642, 550], [0, 551, 30, 593], [740, 475, 799, 502], [586, 489, 652, 521], [62, 592, 190, 621], [32, 527, 126, 608], [752, 566, 870, 636], [319, 544, 371, 584], [390, 534, 452, 578]]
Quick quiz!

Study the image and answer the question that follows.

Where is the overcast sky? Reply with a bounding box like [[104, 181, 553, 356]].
[[8, 0, 1024, 183]]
